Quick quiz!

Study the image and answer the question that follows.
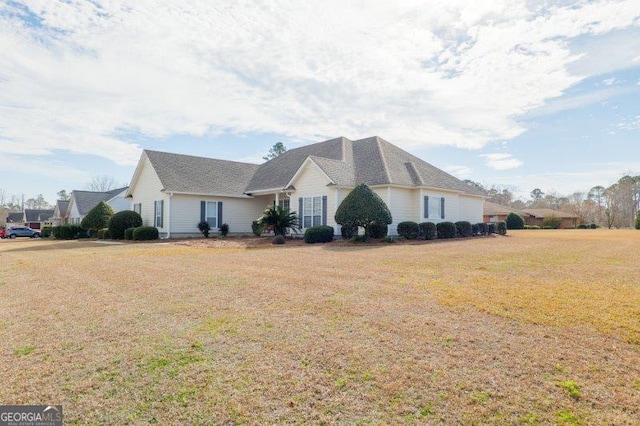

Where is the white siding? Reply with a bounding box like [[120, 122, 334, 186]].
[[420, 190, 460, 223], [107, 190, 131, 213], [388, 187, 417, 234], [291, 162, 337, 232], [170, 195, 264, 237], [67, 199, 81, 224], [458, 195, 483, 224], [128, 155, 167, 229]]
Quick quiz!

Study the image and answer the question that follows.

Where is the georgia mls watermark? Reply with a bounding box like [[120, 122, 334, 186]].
[[0, 405, 62, 426]]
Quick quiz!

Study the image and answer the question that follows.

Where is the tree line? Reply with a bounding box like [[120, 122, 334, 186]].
[[467, 174, 640, 228]]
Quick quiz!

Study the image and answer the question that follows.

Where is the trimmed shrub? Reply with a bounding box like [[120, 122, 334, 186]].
[[496, 221, 507, 235], [524, 225, 540, 230], [133, 226, 159, 241], [341, 224, 358, 240], [475, 223, 487, 235], [303, 225, 334, 243], [635, 212, 640, 230], [419, 222, 437, 240], [368, 222, 388, 239], [436, 221, 456, 239], [108, 210, 143, 240], [81, 201, 115, 232], [455, 221, 472, 237], [259, 206, 299, 236], [41, 226, 53, 238], [124, 227, 136, 240], [198, 221, 211, 238], [505, 212, 524, 230], [251, 220, 264, 236], [487, 223, 497, 234], [52, 225, 88, 240], [220, 223, 229, 237], [577, 224, 588, 229], [96, 228, 110, 239], [272, 235, 285, 245], [397, 221, 420, 239], [589, 223, 598, 229]]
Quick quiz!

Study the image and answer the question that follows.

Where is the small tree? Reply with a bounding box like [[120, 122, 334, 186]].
[[635, 211, 640, 230], [197, 221, 211, 238], [335, 183, 392, 237], [81, 201, 115, 233], [258, 205, 299, 236], [505, 212, 524, 230], [263, 142, 287, 161], [542, 215, 562, 229]]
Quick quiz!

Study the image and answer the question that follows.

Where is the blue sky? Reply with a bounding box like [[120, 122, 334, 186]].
[[1, 1, 639, 205]]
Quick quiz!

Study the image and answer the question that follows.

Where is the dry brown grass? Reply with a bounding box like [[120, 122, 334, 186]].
[[1, 230, 639, 424]]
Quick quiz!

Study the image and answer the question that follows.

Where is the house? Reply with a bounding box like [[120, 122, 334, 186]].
[[521, 208, 577, 229], [66, 187, 130, 225], [483, 201, 525, 223], [126, 136, 485, 238], [51, 200, 70, 226], [6, 212, 24, 225], [24, 209, 54, 230]]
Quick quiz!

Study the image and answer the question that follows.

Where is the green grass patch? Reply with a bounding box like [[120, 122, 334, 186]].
[[13, 346, 35, 356], [557, 380, 582, 400]]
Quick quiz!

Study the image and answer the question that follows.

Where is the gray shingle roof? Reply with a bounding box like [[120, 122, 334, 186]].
[[71, 187, 128, 216], [55, 200, 70, 216], [7, 212, 24, 223], [522, 208, 577, 219], [24, 209, 54, 222], [246, 136, 484, 196], [144, 150, 260, 196]]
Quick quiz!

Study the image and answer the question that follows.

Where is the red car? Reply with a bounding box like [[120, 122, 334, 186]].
[[0, 228, 6, 239]]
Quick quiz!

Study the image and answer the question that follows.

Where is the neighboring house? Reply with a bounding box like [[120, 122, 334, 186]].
[[521, 208, 578, 229], [483, 201, 525, 223], [25, 209, 54, 229], [66, 187, 130, 225], [51, 200, 70, 226], [126, 136, 485, 238], [6, 212, 24, 225]]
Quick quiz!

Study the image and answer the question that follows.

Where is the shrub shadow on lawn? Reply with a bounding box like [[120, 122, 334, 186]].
[[0, 240, 119, 253]]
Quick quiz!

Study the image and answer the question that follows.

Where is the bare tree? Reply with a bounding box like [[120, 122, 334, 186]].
[[85, 175, 123, 192], [24, 194, 51, 210]]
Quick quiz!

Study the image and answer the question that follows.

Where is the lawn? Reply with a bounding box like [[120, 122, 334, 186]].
[[1, 230, 639, 424]]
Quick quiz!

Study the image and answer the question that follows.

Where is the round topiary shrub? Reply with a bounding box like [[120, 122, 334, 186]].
[[589, 223, 598, 229], [341, 224, 358, 240], [455, 221, 472, 237], [272, 235, 285, 245], [505, 212, 524, 230], [368, 222, 388, 239], [133, 226, 159, 241], [108, 210, 143, 240], [476, 223, 487, 235], [487, 223, 497, 234], [303, 225, 334, 243], [96, 228, 110, 239], [419, 222, 437, 240], [397, 221, 420, 239], [436, 221, 457, 239]]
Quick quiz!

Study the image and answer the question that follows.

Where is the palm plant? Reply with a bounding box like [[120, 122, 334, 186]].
[[258, 205, 299, 236]]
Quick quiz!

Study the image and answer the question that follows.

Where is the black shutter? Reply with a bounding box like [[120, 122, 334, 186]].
[[441, 197, 445, 219], [153, 201, 157, 227], [217, 202, 223, 229], [322, 196, 327, 226], [200, 201, 206, 223], [424, 196, 429, 219], [159, 200, 164, 228], [298, 198, 303, 228]]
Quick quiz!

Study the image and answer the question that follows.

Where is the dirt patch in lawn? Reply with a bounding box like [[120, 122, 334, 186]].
[[1, 230, 639, 424]]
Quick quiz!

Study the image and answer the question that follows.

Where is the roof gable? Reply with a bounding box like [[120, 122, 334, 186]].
[[143, 150, 260, 197]]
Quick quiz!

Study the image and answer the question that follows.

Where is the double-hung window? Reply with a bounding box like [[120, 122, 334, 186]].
[[133, 203, 142, 215], [299, 196, 326, 228], [154, 200, 164, 227], [200, 201, 223, 229], [424, 196, 445, 220]]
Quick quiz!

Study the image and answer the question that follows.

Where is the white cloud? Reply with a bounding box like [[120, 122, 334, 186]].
[[1, 0, 639, 165], [444, 165, 474, 179], [481, 153, 523, 170], [603, 78, 617, 86]]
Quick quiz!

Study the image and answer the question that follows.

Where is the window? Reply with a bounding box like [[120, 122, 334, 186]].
[[200, 201, 223, 229], [278, 199, 290, 211], [299, 196, 326, 228], [424, 196, 445, 220], [133, 203, 142, 215], [154, 200, 164, 227]]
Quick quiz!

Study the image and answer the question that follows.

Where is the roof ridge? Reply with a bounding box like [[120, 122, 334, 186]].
[[145, 149, 259, 167], [374, 136, 392, 184]]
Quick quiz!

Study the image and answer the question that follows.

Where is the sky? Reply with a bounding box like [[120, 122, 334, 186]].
[[1, 0, 639, 205]]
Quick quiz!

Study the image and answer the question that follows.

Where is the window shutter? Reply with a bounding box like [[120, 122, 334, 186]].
[[217, 202, 223, 229], [298, 198, 303, 228], [200, 201, 205, 223], [322, 196, 327, 226], [440, 197, 445, 219], [153, 202, 157, 227], [159, 200, 164, 228], [424, 196, 429, 219]]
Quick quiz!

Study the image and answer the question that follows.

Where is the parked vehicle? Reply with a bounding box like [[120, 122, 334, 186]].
[[5, 226, 41, 239], [0, 228, 5, 239]]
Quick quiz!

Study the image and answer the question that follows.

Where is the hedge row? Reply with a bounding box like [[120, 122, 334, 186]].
[[396, 221, 507, 239]]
